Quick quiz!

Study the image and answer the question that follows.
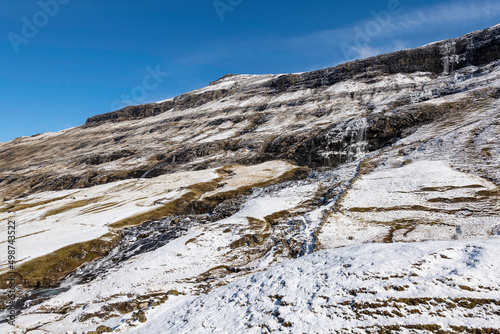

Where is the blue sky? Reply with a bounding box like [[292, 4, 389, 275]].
[[0, 0, 499, 142]]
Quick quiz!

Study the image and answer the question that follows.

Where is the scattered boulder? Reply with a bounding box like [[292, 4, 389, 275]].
[[166, 289, 179, 296], [138, 301, 149, 309], [124, 300, 138, 312], [132, 310, 147, 323], [96, 325, 113, 333]]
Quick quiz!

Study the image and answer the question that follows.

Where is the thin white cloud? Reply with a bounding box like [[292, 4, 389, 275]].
[[397, 1, 500, 29], [174, 0, 500, 68], [284, 0, 500, 61], [350, 40, 407, 60], [350, 45, 382, 59]]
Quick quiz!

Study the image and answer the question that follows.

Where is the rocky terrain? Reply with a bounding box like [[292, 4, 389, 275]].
[[0, 24, 499, 333]]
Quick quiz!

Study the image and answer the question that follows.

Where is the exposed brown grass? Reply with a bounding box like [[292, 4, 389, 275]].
[[419, 185, 485, 192], [0, 194, 70, 213], [195, 265, 231, 283], [42, 197, 104, 218], [0, 233, 119, 289], [264, 210, 291, 225], [427, 196, 482, 203], [80, 201, 121, 215], [476, 189, 499, 197], [110, 165, 307, 230], [359, 324, 500, 334], [347, 205, 475, 215], [108, 179, 221, 229]]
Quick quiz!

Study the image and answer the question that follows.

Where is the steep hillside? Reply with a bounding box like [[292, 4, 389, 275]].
[[1, 25, 499, 200], [127, 240, 500, 334], [0, 25, 499, 333]]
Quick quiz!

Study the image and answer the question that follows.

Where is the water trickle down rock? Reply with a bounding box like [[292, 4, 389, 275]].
[[320, 117, 368, 166], [346, 117, 368, 162], [441, 40, 460, 75]]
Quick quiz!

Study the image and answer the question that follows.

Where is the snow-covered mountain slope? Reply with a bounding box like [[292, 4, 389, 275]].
[[0, 161, 297, 271], [0, 25, 499, 333], [124, 240, 500, 334]]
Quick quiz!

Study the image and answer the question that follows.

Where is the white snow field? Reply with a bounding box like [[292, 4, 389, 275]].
[[122, 240, 500, 334], [0, 160, 298, 272], [319, 160, 500, 248]]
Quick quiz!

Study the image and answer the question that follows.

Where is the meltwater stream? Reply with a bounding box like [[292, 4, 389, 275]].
[[0, 216, 203, 322], [320, 117, 369, 166], [62, 217, 199, 287]]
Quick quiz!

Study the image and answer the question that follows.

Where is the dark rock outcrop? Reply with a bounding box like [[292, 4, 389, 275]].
[[84, 89, 230, 126]]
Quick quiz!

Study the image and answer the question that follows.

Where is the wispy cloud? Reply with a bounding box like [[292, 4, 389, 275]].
[[396, 1, 500, 30], [285, 0, 500, 62], [174, 0, 500, 70], [350, 40, 407, 60]]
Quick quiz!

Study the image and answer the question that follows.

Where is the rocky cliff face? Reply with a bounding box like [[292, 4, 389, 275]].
[[0, 25, 499, 333]]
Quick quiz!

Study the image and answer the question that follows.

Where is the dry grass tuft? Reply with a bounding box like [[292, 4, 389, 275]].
[[0, 233, 119, 289]]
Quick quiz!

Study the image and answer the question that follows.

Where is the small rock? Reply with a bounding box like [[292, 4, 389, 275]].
[[136, 310, 147, 323], [166, 289, 179, 296], [492, 225, 500, 235], [125, 300, 138, 312], [96, 325, 113, 333], [138, 302, 149, 309], [151, 300, 162, 306]]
